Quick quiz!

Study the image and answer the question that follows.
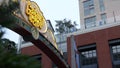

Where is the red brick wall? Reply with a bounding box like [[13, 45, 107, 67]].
[[21, 45, 42, 56], [95, 30, 112, 68], [21, 45, 52, 68], [67, 25, 120, 68], [67, 38, 72, 67]]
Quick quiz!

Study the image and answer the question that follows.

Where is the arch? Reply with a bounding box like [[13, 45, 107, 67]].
[[0, 0, 70, 68]]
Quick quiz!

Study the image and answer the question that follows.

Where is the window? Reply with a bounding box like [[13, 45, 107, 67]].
[[112, 45, 120, 61], [109, 39, 120, 68], [83, 0, 95, 16], [81, 50, 97, 65], [56, 34, 67, 43], [32, 54, 42, 63], [85, 16, 96, 28], [100, 14, 107, 25], [52, 63, 58, 68], [99, 0, 105, 12], [79, 44, 98, 68]]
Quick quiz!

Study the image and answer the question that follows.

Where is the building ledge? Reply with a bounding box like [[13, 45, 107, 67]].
[[67, 21, 120, 37]]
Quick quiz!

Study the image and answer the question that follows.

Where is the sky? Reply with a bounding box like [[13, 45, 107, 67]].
[[3, 0, 80, 43], [32, 0, 80, 29]]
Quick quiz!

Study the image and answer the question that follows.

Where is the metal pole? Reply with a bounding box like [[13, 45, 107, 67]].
[[113, 11, 116, 22]]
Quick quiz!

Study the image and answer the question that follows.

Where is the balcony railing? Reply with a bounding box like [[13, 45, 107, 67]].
[[67, 16, 120, 37], [85, 16, 120, 29]]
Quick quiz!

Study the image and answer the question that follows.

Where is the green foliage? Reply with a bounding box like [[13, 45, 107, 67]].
[[55, 19, 78, 34], [0, 25, 41, 68], [0, 0, 41, 68], [0, 32, 41, 68], [0, 52, 41, 68], [0, 39, 16, 53], [55, 20, 65, 33], [0, 0, 19, 28], [0, 14, 18, 28], [0, 0, 19, 14]]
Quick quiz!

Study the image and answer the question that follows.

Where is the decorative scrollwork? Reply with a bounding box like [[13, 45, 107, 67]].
[[26, 1, 45, 30]]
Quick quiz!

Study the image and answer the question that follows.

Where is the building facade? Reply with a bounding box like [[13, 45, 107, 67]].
[[55, 26, 78, 62], [21, 42, 53, 68], [67, 0, 120, 68], [67, 22, 120, 68], [79, 0, 120, 29]]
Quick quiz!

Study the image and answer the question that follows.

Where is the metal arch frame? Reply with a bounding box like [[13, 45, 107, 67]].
[[2, 15, 70, 68], [0, 0, 70, 67]]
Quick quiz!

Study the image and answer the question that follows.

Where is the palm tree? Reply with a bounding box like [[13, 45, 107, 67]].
[[55, 19, 77, 34], [55, 20, 65, 33], [55, 19, 78, 55]]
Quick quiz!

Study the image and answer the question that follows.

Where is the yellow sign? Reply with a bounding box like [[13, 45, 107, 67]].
[[12, 0, 58, 49], [26, 1, 45, 30], [13, 0, 47, 33]]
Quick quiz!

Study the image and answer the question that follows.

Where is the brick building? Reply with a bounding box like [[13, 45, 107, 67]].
[[21, 43, 53, 68], [66, 0, 120, 68], [67, 23, 120, 68]]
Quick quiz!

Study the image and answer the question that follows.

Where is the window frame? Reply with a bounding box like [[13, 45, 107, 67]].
[[84, 16, 96, 28], [83, 0, 95, 16], [99, 0, 105, 12], [109, 39, 120, 68], [78, 44, 98, 68]]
